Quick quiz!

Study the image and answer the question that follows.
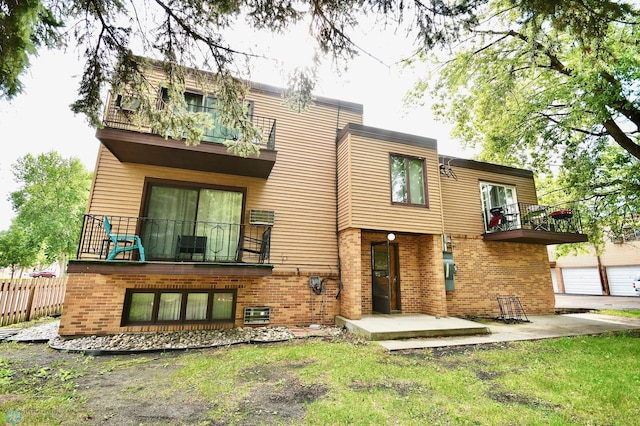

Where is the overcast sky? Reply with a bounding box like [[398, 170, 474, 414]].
[[0, 26, 473, 232]]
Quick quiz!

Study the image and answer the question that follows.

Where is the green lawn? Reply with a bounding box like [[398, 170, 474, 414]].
[[598, 309, 640, 319], [1, 329, 639, 425]]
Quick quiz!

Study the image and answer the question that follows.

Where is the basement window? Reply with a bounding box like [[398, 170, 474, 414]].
[[122, 289, 236, 326]]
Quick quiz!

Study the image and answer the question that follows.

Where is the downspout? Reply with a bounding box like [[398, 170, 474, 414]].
[[438, 159, 448, 301], [334, 103, 343, 299]]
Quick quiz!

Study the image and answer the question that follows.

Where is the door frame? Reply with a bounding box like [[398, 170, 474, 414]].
[[371, 241, 401, 314]]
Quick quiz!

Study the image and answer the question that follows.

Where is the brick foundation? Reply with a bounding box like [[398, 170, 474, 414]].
[[59, 271, 339, 336], [338, 229, 362, 319]]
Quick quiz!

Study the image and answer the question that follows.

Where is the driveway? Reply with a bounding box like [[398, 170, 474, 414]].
[[555, 293, 640, 310]]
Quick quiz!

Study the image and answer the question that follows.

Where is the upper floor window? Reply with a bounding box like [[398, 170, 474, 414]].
[[480, 182, 517, 211], [160, 88, 253, 143], [480, 182, 518, 230], [390, 154, 428, 206]]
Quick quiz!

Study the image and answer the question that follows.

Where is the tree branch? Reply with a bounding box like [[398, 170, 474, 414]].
[[537, 112, 608, 137], [152, 0, 266, 63], [602, 119, 640, 159], [477, 27, 640, 159]]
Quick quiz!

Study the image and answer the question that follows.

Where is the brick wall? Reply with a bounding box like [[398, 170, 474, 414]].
[[60, 233, 555, 336], [338, 228, 362, 319], [338, 231, 552, 320], [419, 234, 449, 316], [445, 235, 555, 317], [359, 232, 448, 317], [59, 271, 340, 336]]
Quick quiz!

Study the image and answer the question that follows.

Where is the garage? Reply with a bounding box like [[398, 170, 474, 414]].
[[606, 266, 640, 297], [562, 267, 602, 295]]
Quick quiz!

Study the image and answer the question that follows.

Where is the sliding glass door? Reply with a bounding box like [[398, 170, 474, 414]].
[[142, 183, 244, 261], [195, 189, 243, 261]]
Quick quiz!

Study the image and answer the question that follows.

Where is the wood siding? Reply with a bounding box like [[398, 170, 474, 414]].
[[440, 163, 538, 236], [88, 83, 362, 274], [337, 130, 443, 234]]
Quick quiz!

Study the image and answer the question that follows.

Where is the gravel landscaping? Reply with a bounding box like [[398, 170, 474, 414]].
[[4, 319, 343, 353]]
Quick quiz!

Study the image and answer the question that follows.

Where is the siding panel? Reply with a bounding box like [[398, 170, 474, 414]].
[[440, 165, 538, 236], [89, 84, 363, 274], [338, 133, 443, 234]]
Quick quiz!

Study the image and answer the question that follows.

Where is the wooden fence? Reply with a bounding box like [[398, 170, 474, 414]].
[[0, 278, 67, 326]]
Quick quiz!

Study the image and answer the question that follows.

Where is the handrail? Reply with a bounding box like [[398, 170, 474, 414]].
[[484, 202, 584, 234], [102, 94, 277, 150], [77, 214, 271, 264]]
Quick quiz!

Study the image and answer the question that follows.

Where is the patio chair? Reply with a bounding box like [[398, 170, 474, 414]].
[[103, 215, 146, 261], [488, 207, 504, 229], [237, 227, 271, 264], [175, 235, 207, 261]]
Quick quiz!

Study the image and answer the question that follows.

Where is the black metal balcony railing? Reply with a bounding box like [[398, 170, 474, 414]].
[[103, 96, 277, 150], [77, 214, 271, 264], [483, 202, 584, 235]]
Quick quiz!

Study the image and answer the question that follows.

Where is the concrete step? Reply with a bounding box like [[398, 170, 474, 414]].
[[335, 315, 490, 341]]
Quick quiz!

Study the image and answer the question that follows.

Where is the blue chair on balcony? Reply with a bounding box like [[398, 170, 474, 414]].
[[103, 216, 146, 261]]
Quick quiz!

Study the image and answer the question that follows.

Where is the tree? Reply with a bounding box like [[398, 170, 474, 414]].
[[10, 151, 92, 270], [2, 2, 637, 169], [1, 0, 481, 156], [408, 0, 640, 248], [0, 224, 40, 280], [0, 0, 63, 99]]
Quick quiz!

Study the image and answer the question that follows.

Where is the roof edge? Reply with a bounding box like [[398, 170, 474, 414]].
[[338, 123, 438, 150], [439, 155, 534, 178], [248, 82, 363, 114]]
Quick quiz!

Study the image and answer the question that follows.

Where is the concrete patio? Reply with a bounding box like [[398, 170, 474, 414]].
[[335, 314, 490, 341], [337, 313, 640, 351]]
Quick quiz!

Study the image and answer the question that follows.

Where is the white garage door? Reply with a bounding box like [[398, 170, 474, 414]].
[[562, 268, 602, 295], [606, 266, 640, 296]]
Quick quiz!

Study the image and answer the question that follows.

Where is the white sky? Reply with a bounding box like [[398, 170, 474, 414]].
[[0, 24, 473, 232]]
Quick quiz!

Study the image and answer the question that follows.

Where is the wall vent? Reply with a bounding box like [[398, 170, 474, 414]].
[[249, 209, 275, 225], [244, 306, 271, 324]]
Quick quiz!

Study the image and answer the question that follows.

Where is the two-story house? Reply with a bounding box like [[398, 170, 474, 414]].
[[59, 61, 587, 336]]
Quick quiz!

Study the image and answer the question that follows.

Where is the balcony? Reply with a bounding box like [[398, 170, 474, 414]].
[[68, 214, 273, 276], [482, 203, 588, 245], [97, 95, 277, 178]]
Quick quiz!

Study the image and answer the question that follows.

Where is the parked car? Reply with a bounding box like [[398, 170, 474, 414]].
[[634, 274, 640, 296], [30, 271, 56, 278]]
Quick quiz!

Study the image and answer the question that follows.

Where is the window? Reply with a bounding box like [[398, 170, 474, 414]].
[[141, 181, 245, 262], [480, 182, 518, 230], [161, 88, 252, 143], [390, 154, 428, 206], [122, 289, 236, 325], [480, 182, 517, 212]]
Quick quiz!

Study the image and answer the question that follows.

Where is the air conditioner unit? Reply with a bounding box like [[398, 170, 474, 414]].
[[116, 95, 141, 112], [249, 209, 275, 225]]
